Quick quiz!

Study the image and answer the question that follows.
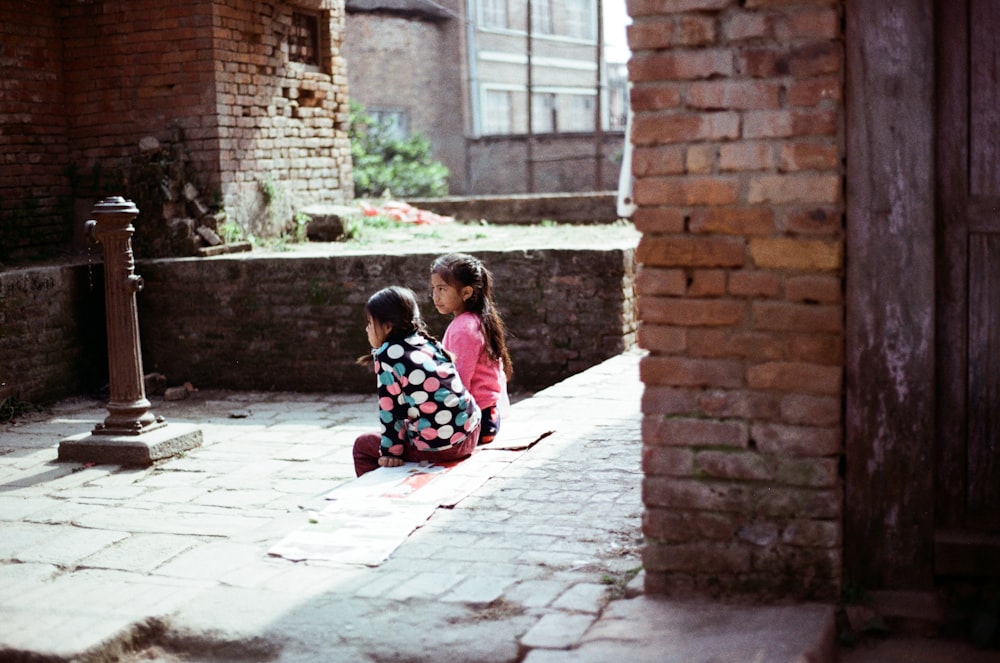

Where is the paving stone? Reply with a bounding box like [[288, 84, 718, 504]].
[[520, 612, 597, 649], [79, 533, 203, 573], [15, 525, 129, 566], [551, 582, 611, 614], [441, 574, 516, 604]]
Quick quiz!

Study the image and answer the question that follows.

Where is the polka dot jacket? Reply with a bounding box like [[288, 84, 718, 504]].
[[373, 332, 482, 458]]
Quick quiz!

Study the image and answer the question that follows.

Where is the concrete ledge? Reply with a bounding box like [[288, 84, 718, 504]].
[[407, 192, 620, 224], [527, 596, 837, 663], [58, 423, 203, 466]]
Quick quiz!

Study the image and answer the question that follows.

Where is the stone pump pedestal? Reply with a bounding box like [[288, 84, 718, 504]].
[[59, 197, 202, 466]]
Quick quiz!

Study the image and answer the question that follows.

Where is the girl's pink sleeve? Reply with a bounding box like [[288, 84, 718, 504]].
[[443, 314, 484, 390]]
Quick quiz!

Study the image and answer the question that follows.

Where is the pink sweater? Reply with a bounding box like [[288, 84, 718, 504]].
[[443, 311, 509, 415]]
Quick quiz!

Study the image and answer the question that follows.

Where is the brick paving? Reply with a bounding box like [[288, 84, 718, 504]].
[[0, 351, 838, 662]]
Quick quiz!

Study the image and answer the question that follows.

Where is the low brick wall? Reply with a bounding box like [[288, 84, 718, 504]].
[[0, 247, 636, 404], [408, 192, 621, 224], [0, 263, 107, 402], [136, 248, 637, 393]]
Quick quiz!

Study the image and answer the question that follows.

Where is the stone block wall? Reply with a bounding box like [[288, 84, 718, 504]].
[[629, 0, 845, 600], [136, 248, 637, 393]]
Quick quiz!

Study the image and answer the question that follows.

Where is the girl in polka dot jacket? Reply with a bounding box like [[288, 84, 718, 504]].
[[352, 286, 482, 477]]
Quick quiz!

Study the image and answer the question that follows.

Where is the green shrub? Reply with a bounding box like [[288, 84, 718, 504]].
[[349, 101, 449, 199]]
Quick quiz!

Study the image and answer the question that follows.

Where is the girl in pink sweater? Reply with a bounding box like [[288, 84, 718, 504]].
[[430, 253, 512, 445]]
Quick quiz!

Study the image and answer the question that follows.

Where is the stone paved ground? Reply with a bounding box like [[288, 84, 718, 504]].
[[0, 353, 648, 662]]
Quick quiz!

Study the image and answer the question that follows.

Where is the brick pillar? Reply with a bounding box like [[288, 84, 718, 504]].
[[630, 0, 845, 600]]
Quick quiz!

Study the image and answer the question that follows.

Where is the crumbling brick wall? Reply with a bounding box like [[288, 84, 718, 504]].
[[0, 0, 352, 261], [630, 0, 845, 600]]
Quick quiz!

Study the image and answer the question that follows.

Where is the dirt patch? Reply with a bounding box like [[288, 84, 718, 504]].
[[257, 219, 640, 257]]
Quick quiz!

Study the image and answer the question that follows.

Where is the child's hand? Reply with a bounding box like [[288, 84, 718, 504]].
[[378, 456, 405, 468]]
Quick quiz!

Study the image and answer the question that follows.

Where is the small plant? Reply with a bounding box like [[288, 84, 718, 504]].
[[292, 212, 311, 243], [0, 395, 38, 423], [260, 178, 280, 206], [349, 101, 449, 198]]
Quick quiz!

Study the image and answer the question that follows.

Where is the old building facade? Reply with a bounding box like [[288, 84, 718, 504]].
[[344, 0, 628, 194]]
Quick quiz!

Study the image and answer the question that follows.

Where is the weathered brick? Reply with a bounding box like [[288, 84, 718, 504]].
[[751, 301, 841, 334], [629, 0, 731, 18], [637, 323, 687, 353], [785, 274, 841, 304], [645, 416, 750, 448], [637, 235, 746, 267], [719, 141, 776, 172], [685, 144, 716, 174], [689, 207, 776, 235], [637, 266, 687, 296], [695, 449, 773, 481], [748, 174, 841, 205], [687, 80, 782, 110], [643, 509, 736, 542], [751, 485, 841, 519], [751, 421, 840, 456], [636, 174, 742, 206], [728, 270, 782, 297], [749, 237, 842, 271], [632, 112, 740, 145], [743, 110, 837, 138], [689, 329, 785, 361], [676, 15, 718, 46], [643, 542, 752, 574], [640, 355, 745, 389], [780, 393, 841, 426], [685, 269, 726, 298], [642, 445, 695, 476], [746, 361, 841, 395], [630, 49, 735, 82], [787, 77, 842, 107], [780, 519, 840, 548], [632, 206, 687, 233], [641, 385, 698, 415], [775, 457, 840, 489], [630, 84, 684, 112], [723, 11, 771, 41], [641, 297, 744, 326], [779, 142, 839, 171], [789, 42, 843, 77], [628, 18, 677, 50], [643, 477, 743, 512], [787, 332, 843, 364], [777, 8, 840, 40]]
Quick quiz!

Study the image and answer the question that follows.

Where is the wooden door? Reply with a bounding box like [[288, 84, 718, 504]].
[[935, 0, 1000, 574]]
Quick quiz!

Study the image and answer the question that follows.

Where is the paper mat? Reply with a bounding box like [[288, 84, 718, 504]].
[[268, 426, 555, 566]]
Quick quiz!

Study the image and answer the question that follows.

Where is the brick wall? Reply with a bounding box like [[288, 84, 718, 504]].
[[0, 248, 635, 404], [214, 0, 353, 237], [136, 249, 636, 392], [0, 264, 107, 403], [630, 0, 845, 600], [1, 1, 352, 261], [0, 1, 72, 261]]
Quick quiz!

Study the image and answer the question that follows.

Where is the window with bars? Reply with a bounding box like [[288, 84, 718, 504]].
[[481, 0, 508, 29], [532, 0, 552, 34], [564, 0, 596, 40], [483, 90, 512, 134], [289, 11, 320, 67]]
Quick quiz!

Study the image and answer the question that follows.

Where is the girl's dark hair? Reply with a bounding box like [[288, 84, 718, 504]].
[[365, 285, 427, 339], [360, 286, 446, 364], [431, 253, 513, 379]]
